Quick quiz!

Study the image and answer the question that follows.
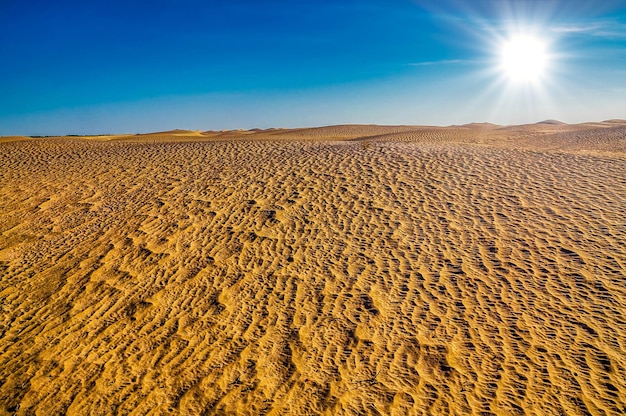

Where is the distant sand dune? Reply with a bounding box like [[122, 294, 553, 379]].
[[1, 123, 625, 415], [0, 136, 32, 143]]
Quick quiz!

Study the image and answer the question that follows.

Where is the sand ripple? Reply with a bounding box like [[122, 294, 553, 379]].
[[1, 127, 625, 415]]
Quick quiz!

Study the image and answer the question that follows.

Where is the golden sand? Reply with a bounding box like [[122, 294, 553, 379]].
[[0, 122, 625, 415]]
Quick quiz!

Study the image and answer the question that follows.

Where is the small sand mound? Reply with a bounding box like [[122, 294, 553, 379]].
[[536, 119, 567, 125]]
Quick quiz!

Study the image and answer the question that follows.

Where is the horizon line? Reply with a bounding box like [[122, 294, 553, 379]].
[[3, 118, 626, 138]]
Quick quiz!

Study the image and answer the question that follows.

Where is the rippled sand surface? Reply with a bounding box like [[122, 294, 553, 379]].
[[1, 122, 625, 415]]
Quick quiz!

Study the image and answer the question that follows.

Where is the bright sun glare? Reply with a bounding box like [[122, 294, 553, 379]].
[[499, 35, 549, 83]]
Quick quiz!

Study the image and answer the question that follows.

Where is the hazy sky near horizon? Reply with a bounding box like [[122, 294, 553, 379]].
[[1, 0, 625, 134]]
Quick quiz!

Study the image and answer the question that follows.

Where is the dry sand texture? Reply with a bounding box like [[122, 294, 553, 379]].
[[1, 122, 625, 415]]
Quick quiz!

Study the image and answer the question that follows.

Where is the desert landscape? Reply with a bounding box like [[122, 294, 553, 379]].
[[0, 121, 625, 415]]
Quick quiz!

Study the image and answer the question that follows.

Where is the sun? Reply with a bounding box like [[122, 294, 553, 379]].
[[499, 35, 549, 84]]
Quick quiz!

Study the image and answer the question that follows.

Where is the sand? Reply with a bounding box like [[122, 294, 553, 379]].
[[0, 122, 625, 415]]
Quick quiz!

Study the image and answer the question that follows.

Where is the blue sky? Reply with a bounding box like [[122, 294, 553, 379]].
[[1, 0, 625, 134]]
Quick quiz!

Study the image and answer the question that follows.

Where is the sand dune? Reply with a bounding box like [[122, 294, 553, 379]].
[[0, 137, 32, 144], [1, 122, 625, 415]]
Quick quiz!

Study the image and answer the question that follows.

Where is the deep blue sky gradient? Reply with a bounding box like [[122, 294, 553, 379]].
[[1, 0, 625, 134]]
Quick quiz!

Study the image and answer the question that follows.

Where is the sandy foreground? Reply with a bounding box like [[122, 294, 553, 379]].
[[0, 122, 625, 415]]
